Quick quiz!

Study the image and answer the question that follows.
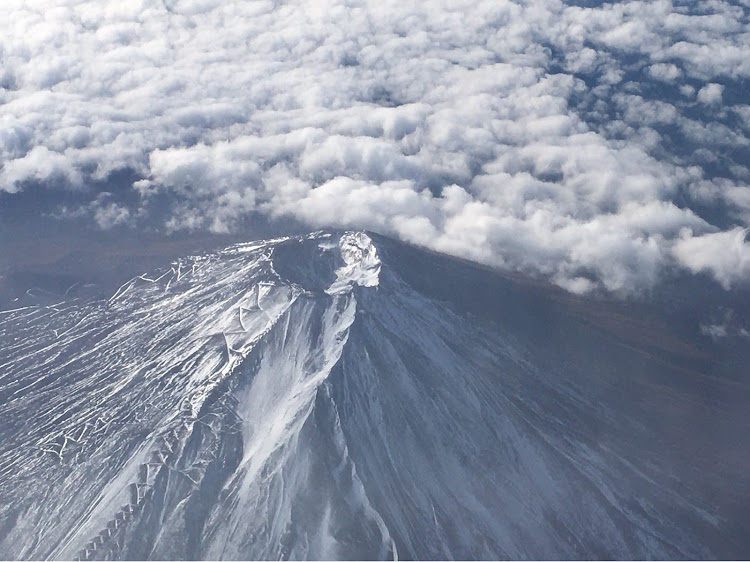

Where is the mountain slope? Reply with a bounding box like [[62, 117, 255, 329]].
[[0, 231, 748, 560]]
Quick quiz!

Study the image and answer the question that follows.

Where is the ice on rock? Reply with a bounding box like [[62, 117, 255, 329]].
[[326, 232, 381, 295]]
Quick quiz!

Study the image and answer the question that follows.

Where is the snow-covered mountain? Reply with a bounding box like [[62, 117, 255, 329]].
[[1, 230, 748, 560]]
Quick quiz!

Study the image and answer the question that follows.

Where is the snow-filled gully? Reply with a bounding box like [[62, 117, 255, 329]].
[[0, 231, 388, 561]]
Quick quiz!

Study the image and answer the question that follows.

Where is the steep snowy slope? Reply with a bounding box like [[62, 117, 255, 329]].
[[0, 231, 748, 560]]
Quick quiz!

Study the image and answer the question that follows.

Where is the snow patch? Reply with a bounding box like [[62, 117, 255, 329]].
[[326, 232, 381, 295]]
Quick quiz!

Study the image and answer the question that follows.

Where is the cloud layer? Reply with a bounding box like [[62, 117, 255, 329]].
[[1, 0, 750, 293]]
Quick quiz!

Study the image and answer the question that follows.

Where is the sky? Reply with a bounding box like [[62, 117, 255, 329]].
[[1, 0, 750, 296]]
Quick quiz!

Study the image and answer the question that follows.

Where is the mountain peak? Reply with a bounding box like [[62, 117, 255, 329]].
[[1, 231, 748, 560], [323, 231, 381, 295]]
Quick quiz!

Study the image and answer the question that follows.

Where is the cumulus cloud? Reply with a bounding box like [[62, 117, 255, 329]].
[[52, 192, 135, 229], [697, 83, 725, 105], [1, 0, 749, 293], [0, 146, 83, 191], [673, 228, 750, 289], [699, 308, 750, 339], [648, 63, 682, 83]]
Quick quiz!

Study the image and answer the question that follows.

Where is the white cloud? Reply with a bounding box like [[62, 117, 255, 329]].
[[51, 192, 134, 229], [0, 146, 82, 191], [1, 0, 749, 293], [648, 63, 682, 83], [697, 83, 725, 105], [92, 200, 131, 230], [673, 228, 750, 289], [701, 322, 728, 338], [699, 308, 750, 339]]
